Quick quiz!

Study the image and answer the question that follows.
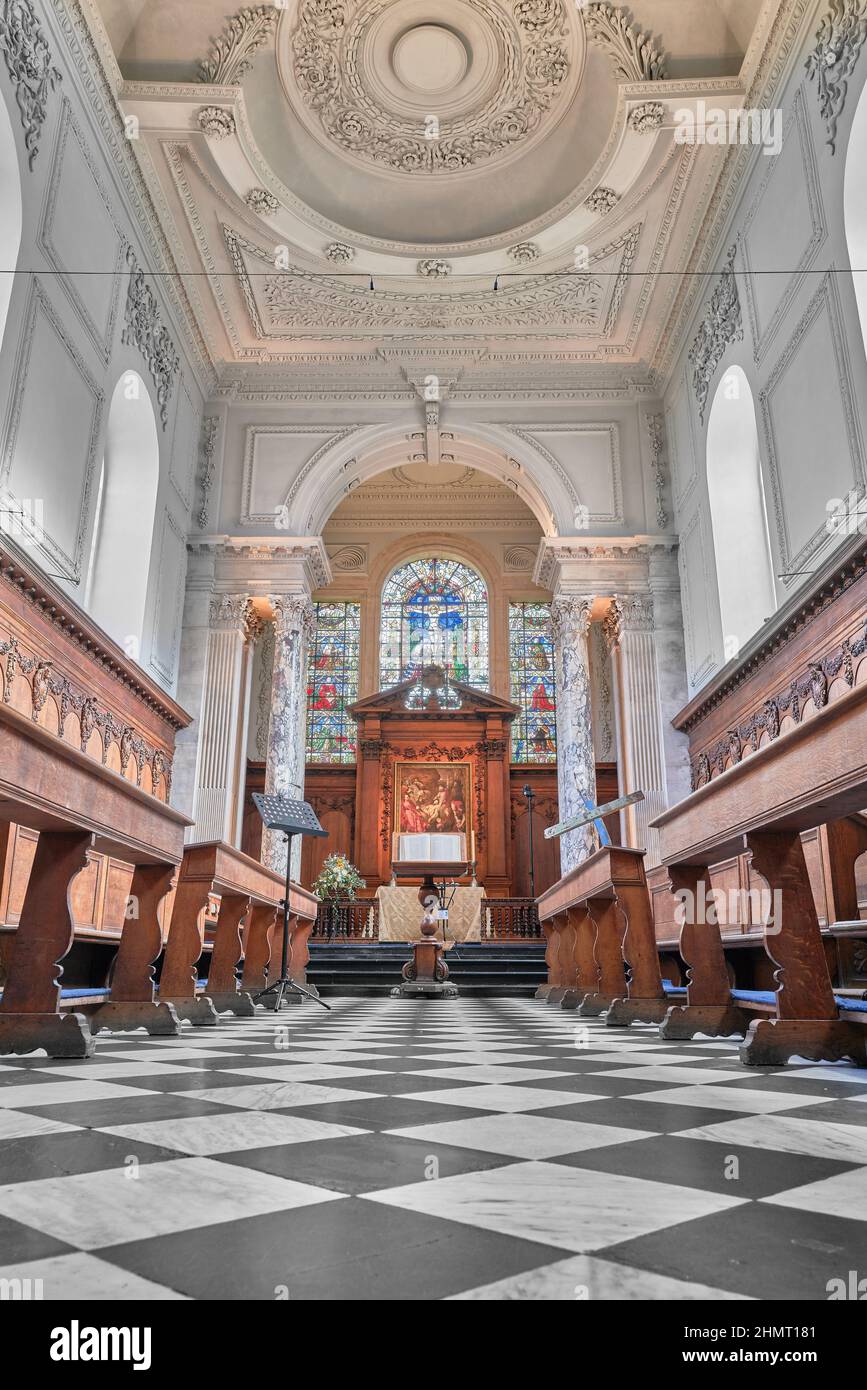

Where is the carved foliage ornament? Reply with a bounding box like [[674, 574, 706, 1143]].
[[628, 101, 665, 132], [198, 5, 280, 85], [0, 0, 62, 168], [583, 3, 668, 83], [0, 636, 171, 795], [290, 0, 571, 174], [198, 416, 220, 529], [197, 105, 236, 139], [585, 186, 619, 214], [245, 187, 279, 214], [688, 246, 743, 424], [805, 0, 867, 153], [121, 247, 180, 429], [645, 412, 669, 529]]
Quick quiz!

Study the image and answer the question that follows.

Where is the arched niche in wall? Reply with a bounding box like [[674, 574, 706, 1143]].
[[86, 371, 160, 659], [845, 78, 867, 360], [0, 91, 23, 354], [706, 366, 776, 660]]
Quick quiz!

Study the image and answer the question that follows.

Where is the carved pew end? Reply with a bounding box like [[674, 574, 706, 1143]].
[[0, 1011, 95, 1059], [740, 1017, 867, 1068], [160, 995, 220, 1027], [90, 1000, 181, 1037], [545, 987, 570, 1007], [605, 996, 670, 1027], [534, 983, 553, 1001], [559, 988, 594, 1011], [660, 1003, 749, 1041]]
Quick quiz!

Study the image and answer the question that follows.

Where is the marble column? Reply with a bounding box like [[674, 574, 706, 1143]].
[[605, 594, 668, 868], [263, 593, 315, 878], [190, 595, 256, 845], [550, 595, 597, 873]]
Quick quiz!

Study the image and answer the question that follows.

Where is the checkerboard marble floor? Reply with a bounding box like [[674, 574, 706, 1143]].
[[1, 997, 866, 1300]]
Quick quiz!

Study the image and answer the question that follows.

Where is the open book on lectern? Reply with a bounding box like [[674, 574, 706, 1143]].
[[393, 832, 467, 863]]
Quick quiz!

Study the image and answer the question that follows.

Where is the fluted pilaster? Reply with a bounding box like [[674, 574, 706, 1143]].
[[190, 594, 257, 845], [606, 593, 668, 867]]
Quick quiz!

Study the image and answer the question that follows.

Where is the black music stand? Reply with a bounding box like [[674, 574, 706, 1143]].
[[252, 793, 331, 1011]]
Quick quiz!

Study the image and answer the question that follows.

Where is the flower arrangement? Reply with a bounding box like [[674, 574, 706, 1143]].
[[312, 853, 366, 902]]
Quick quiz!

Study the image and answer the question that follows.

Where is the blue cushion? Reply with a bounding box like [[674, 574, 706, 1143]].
[[60, 988, 110, 999], [661, 979, 687, 994]]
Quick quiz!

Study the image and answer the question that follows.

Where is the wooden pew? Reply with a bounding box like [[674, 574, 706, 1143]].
[[0, 702, 189, 1057], [652, 676, 867, 1066], [537, 846, 668, 1025], [158, 842, 286, 1022]]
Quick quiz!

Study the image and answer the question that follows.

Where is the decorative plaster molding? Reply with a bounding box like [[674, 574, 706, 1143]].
[[417, 259, 452, 279], [583, 3, 667, 82], [290, 0, 572, 175], [644, 412, 669, 530], [739, 88, 826, 365], [585, 186, 619, 214], [197, 416, 220, 530], [121, 246, 180, 429], [209, 593, 253, 629], [324, 241, 355, 264], [245, 187, 278, 215], [38, 96, 125, 366], [0, 0, 62, 167], [759, 269, 865, 584], [687, 245, 743, 424], [805, 0, 867, 153], [198, 105, 235, 138], [149, 509, 186, 686], [327, 543, 368, 572], [628, 101, 665, 132], [198, 5, 279, 85], [508, 242, 540, 264]]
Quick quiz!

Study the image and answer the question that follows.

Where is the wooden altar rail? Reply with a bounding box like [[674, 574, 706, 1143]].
[[482, 899, 542, 941], [313, 899, 379, 941], [536, 847, 667, 1025], [651, 674, 867, 1066]]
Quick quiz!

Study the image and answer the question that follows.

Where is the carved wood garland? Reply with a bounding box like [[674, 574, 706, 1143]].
[[378, 741, 486, 852], [689, 619, 867, 791], [0, 546, 184, 801]]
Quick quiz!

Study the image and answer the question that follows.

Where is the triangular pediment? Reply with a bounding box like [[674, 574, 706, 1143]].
[[349, 680, 519, 720]]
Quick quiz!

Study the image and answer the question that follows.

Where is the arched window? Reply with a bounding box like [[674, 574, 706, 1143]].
[[86, 372, 159, 659], [379, 557, 489, 699], [0, 92, 23, 355], [845, 80, 867, 358], [706, 367, 776, 659]]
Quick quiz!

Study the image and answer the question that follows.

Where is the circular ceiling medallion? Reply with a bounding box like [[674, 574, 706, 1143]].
[[392, 25, 468, 95], [282, 0, 582, 177]]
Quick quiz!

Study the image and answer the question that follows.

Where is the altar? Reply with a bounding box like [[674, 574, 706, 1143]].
[[376, 885, 485, 942]]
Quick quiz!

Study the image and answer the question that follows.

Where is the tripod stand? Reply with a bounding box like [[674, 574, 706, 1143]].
[[254, 832, 331, 1012]]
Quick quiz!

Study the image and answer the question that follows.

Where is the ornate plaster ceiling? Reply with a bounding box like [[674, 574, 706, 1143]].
[[93, 0, 773, 386]]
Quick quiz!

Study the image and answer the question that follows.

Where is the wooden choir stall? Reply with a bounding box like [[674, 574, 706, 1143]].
[[0, 541, 317, 1058]]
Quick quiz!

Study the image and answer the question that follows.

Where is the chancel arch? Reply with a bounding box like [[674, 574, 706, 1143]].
[[705, 366, 776, 660], [85, 371, 160, 656], [285, 423, 585, 540]]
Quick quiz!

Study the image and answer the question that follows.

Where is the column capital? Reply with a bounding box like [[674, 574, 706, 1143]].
[[550, 594, 593, 642], [608, 593, 656, 644], [208, 593, 253, 632], [269, 594, 315, 642]]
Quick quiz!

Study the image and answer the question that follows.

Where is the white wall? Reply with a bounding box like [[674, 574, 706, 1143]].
[[666, 22, 867, 698], [0, 3, 208, 696]]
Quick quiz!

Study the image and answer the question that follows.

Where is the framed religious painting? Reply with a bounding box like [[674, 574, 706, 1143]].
[[394, 761, 472, 838]]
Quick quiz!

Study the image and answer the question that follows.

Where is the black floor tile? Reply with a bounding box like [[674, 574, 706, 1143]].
[[99, 1199, 565, 1301]]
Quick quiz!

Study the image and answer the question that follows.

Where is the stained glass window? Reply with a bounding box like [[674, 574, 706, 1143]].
[[306, 601, 361, 764], [379, 558, 489, 703], [509, 602, 557, 764]]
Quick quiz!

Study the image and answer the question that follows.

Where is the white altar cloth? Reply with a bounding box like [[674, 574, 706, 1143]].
[[376, 886, 484, 942]]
